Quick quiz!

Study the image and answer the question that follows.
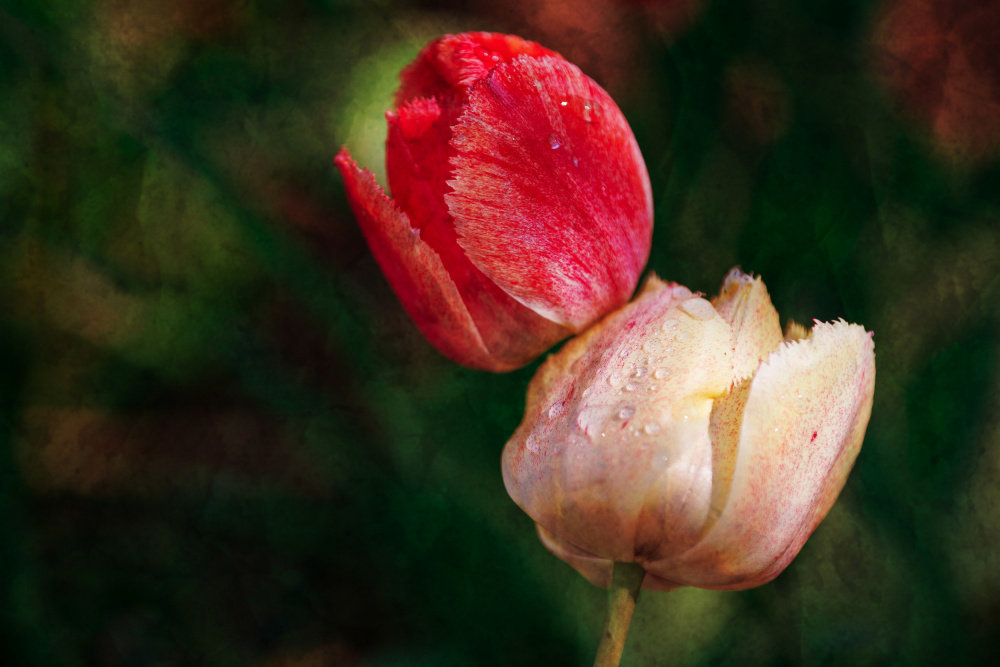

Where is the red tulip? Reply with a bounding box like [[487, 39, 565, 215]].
[[334, 32, 653, 372]]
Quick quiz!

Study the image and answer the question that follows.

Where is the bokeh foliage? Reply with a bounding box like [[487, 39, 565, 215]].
[[1, 0, 999, 665]]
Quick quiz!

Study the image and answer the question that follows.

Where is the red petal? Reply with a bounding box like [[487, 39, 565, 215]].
[[446, 55, 653, 332], [333, 148, 496, 370], [385, 101, 571, 369], [385, 96, 458, 240], [395, 32, 562, 107]]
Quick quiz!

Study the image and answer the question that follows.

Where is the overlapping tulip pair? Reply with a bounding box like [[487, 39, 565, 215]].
[[336, 32, 875, 594]]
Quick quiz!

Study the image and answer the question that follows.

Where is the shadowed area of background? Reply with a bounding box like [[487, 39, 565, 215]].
[[1, 0, 999, 665]]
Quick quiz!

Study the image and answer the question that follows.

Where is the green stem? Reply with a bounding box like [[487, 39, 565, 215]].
[[593, 562, 647, 667]]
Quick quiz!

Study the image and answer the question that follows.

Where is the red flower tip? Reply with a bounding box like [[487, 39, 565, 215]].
[[395, 32, 562, 107]]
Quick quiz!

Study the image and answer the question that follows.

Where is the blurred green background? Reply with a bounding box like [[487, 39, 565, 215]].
[[1, 0, 999, 664]]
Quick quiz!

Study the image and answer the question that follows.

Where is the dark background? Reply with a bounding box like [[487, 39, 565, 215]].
[[2, 0, 999, 664]]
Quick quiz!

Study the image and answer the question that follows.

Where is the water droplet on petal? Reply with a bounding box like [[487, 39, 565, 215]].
[[548, 402, 565, 419], [634, 367, 648, 378], [582, 387, 592, 398], [559, 96, 604, 124], [618, 407, 634, 420], [548, 133, 562, 149], [649, 385, 658, 391], [644, 422, 661, 435], [526, 434, 540, 453], [672, 402, 697, 422], [608, 372, 624, 388], [625, 382, 637, 392], [660, 319, 679, 333], [674, 330, 692, 343], [618, 348, 629, 358], [654, 368, 670, 380], [679, 297, 716, 321]]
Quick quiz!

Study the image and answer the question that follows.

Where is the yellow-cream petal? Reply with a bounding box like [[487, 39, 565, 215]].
[[646, 320, 875, 589], [784, 319, 811, 342], [711, 268, 784, 382]]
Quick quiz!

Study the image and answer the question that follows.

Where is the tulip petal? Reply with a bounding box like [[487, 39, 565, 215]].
[[395, 32, 561, 106], [652, 321, 876, 590], [537, 524, 613, 588], [385, 100, 571, 369], [711, 268, 784, 382], [784, 319, 810, 341], [446, 55, 653, 332], [503, 277, 733, 567], [385, 96, 460, 243], [333, 148, 496, 370], [537, 524, 685, 591]]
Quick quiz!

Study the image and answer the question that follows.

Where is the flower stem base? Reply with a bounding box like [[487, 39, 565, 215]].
[[593, 562, 646, 667]]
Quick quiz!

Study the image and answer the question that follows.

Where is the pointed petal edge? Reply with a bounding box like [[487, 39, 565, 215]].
[[334, 148, 506, 371]]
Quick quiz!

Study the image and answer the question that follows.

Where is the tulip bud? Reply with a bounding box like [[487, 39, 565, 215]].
[[502, 269, 875, 590], [335, 32, 653, 372]]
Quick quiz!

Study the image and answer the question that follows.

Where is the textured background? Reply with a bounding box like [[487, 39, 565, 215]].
[[1, 0, 999, 665]]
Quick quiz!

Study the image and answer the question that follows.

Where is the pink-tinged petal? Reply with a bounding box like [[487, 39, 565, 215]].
[[333, 148, 496, 370], [385, 100, 571, 369], [538, 525, 683, 591], [446, 55, 653, 332], [395, 32, 562, 107], [537, 524, 613, 588], [503, 277, 732, 568], [655, 321, 876, 590], [711, 268, 784, 381]]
